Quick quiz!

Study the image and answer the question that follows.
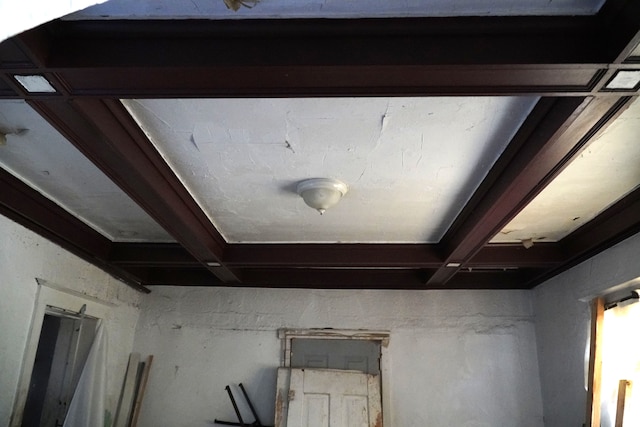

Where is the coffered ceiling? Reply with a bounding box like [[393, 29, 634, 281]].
[[1, 0, 639, 293]]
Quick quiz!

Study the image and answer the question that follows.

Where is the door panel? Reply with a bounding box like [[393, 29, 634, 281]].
[[281, 368, 381, 427], [304, 394, 329, 427]]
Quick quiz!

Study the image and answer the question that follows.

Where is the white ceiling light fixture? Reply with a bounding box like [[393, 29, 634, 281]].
[[297, 178, 348, 215]]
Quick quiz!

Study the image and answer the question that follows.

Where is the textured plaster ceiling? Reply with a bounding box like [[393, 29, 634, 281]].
[[0, 100, 174, 242], [492, 97, 640, 244], [67, 0, 606, 19], [123, 97, 538, 243], [3, 94, 638, 247]]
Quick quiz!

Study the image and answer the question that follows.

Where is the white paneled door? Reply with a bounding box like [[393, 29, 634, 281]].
[[277, 368, 382, 427]]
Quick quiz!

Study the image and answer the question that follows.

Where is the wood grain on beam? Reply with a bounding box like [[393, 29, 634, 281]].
[[28, 98, 238, 283], [0, 167, 149, 292]]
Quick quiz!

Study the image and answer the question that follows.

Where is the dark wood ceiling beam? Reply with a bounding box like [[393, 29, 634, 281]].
[[232, 268, 429, 289], [28, 98, 238, 283], [133, 265, 538, 289], [598, 0, 640, 63], [120, 266, 223, 287], [224, 244, 442, 268], [36, 17, 604, 65], [236, 268, 533, 289], [0, 167, 149, 292], [109, 243, 197, 266], [118, 262, 545, 289], [109, 241, 563, 271], [444, 270, 536, 290], [45, 66, 605, 98], [426, 95, 634, 287], [6, 16, 615, 97], [467, 243, 566, 269], [562, 185, 640, 264]]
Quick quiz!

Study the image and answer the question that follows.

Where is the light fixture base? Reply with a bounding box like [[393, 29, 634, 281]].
[[297, 178, 348, 214]]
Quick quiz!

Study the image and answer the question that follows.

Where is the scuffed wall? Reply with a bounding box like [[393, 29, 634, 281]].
[[133, 286, 544, 427], [534, 231, 640, 427], [0, 215, 141, 426]]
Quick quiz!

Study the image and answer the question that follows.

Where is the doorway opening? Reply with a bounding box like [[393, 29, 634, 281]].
[[20, 305, 98, 427]]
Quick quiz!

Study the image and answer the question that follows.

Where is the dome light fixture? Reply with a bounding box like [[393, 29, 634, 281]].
[[297, 178, 348, 215]]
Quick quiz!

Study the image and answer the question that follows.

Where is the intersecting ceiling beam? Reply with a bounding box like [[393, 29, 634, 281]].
[[28, 98, 239, 283], [426, 95, 634, 287]]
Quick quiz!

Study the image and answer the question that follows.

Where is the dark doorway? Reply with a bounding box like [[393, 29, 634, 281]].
[[21, 306, 98, 427]]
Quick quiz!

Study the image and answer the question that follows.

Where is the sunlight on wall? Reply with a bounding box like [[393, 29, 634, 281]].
[[601, 299, 640, 427]]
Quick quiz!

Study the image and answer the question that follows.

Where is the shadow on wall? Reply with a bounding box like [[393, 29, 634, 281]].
[[208, 367, 278, 425]]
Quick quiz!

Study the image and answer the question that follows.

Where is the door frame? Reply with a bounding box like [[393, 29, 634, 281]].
[[10, 278, 112, 427], [277, 329, 391, 427]]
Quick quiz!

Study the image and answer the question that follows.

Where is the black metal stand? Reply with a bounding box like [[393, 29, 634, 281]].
[[214, 383, 273, 427]]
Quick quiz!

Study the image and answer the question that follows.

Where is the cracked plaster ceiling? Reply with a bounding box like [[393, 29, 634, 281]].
[[123, 97, 538, 243]]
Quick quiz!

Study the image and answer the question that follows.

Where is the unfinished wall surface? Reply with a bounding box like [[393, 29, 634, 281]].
[[534, 231, 640, 427], [133, 286, 544, 427], [0, 215, 141, 426]]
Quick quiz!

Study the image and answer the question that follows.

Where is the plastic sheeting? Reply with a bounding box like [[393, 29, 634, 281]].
[[63, 322, 107, 427]]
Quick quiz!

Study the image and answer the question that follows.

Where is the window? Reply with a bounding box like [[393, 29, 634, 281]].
[[585, 288, 640, 427]]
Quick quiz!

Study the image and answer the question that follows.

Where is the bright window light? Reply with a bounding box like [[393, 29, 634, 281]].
[[600, 299, 640, 427]]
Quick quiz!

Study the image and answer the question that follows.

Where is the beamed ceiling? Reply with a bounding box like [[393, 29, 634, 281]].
[[1, 0, 640, 293]]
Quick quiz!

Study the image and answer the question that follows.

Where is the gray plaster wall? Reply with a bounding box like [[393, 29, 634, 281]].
[[0, 215, 141, 426], [132, 286, 544, 427], [534, 231, 640, 427]]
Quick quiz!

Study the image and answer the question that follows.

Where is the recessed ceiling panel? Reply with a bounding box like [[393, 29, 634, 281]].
[[67, 0, 605, 19], [124, 97, 537, 243], [493, 97, 640, 244], [0, 100, 174, 242]]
